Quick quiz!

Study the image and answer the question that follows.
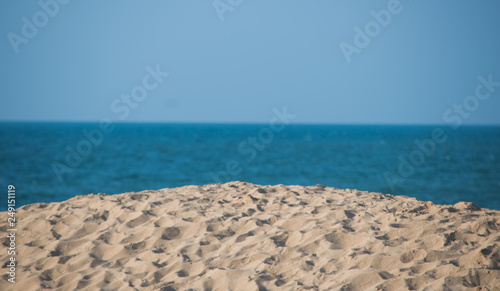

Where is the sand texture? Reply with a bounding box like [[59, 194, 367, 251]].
[[1, 182, 500, 290]]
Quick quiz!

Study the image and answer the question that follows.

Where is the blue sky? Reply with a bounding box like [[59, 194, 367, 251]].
[[1, 0, 500, 124]]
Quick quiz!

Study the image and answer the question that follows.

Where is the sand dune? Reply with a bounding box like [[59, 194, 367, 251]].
[[1, 182, 500, 290]]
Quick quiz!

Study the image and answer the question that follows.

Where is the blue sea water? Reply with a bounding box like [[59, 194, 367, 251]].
[[1, 122, 499, 210]]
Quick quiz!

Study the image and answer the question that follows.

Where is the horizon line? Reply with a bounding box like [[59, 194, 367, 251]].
[[1, 120, 500, 127]]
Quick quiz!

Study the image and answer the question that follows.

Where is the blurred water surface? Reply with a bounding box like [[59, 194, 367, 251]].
[[1, 122, 499, 209]]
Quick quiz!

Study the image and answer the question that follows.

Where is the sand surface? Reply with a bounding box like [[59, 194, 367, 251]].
[[1, 182, 500, 290]]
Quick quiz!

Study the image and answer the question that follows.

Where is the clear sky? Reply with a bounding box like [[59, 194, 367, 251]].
[[1, 0, 499, 124]]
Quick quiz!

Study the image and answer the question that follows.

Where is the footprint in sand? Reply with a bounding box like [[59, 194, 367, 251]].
[[325, 232, 355, 250], [271, 233, 289, 247], [235, 231, 255, 243], [162, 227, 181, 240], [126, 214, 150, 228]]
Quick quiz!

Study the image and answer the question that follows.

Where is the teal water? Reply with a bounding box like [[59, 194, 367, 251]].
[[1, 122, 499, 209]]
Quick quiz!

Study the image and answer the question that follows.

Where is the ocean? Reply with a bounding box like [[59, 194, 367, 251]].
[[1, 122, 499, 210]]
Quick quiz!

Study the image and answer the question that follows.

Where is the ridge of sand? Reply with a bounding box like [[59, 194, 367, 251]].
[[1, 182, 499, 290]]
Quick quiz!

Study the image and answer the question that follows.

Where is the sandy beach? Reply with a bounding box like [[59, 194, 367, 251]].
[[1, 182, 499, 290]]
